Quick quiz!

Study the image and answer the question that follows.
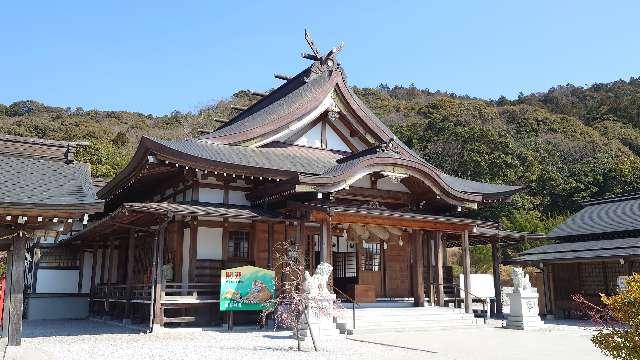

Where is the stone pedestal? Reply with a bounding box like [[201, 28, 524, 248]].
[[295, 294, 340, 349], [506, 290, 544, 330]]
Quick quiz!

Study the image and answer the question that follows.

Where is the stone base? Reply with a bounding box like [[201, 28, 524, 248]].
[[506, 290, 544, 330], [506, 315, 545, 330], [296, 294, 341, 350]]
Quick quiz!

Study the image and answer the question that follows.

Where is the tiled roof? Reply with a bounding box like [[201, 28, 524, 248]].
[[152, 138, 344, 175], [0, 134, 85, 162], [547, 196, 640, 239], [0, 154, 102, 209], [509, 237, 640, 262], [200, 66, 335, 141], [122, 202, 280, 219]]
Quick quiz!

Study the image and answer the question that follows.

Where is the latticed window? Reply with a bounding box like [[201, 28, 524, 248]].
[[362, 242, 381, 272], [228, 231, 249, 259]]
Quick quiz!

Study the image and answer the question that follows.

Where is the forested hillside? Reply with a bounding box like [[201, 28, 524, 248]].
[[3, 77, 640, 237]]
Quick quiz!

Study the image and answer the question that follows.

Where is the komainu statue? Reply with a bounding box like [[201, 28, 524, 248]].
[[512, 267, 532, 293], [303, 262, 333, 298]]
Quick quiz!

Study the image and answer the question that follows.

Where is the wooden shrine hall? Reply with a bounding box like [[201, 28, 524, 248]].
[[57, 33, 538, 329]]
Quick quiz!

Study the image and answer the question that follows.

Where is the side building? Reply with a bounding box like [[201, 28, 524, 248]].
[[510, 193, 640, 318], [0, 135, 103, 346]]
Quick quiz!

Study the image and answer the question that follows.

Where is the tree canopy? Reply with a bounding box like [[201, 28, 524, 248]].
[[3, 77, 640, 246]]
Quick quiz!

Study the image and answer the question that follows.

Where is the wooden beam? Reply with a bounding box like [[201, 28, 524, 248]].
[[491, 240, 503, 317], [274, 73, 291, 81], [316, 212, 474, 233], [462, 230, 472, 314], [412, 230, 425, 307], [434, 231, 444, 307], [8, 233, 26, 346], [425, 232, 434, 306]]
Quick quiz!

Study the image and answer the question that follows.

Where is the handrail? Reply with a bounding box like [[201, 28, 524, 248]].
[[332, 285, 360, 330], [425, 282, 489, 324]]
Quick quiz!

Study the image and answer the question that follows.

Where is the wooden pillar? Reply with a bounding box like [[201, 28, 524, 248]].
[[188, 218, 197, 282], [153, 223, 167, 327], [267, 222, 274, 270], [89, 244, 98, 315], [2, 249, 13, 338], [124, 230, 136, 321], [461, 230, 472, 314], [319, 218, 330, 264], [77, 249, 85, 293], [412, 230, 425, 307], [491, 240, 502, 317], [104, 241, 115, 316], [99, 242, 108, 285], [8, 233, 26, 346], [434, 231, 444, 306], [425, 232, 434, 306]]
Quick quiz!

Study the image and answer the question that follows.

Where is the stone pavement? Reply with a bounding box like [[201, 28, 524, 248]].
[[3, 319, 610, 360]]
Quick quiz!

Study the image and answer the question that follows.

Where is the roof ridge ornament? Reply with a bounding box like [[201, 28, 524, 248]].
[[378, 138, 400, 154], [303, 29, 344, 82]]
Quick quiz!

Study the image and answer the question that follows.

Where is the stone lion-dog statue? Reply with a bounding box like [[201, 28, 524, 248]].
[[303, 262, 333, 298]]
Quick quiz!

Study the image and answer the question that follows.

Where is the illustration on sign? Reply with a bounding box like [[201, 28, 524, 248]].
[[220, 265, 275, 311]]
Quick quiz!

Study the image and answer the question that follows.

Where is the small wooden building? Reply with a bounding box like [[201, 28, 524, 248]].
[[0, 135, 103, 346], [510, 193, 640, 318], [58, 37, 533, 329]]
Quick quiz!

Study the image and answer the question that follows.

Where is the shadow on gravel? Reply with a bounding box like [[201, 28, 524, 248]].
[[347, 338, 438, 353], [22, 320, 143, 338]]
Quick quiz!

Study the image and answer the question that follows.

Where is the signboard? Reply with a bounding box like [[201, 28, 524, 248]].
[[220, 266, 275, 311], [617, 276, 630, 291], [459, 274, 496, 298]]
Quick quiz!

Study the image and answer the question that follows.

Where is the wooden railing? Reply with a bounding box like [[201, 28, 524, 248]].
[[93, 284, 152, 303], [161, 282, 220, 303]]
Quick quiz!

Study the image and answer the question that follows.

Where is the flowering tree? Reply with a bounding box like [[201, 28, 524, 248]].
[[572, 273, 640, 360]]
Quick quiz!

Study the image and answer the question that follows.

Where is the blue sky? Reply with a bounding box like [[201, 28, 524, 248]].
[[1, 1, 639, 115]]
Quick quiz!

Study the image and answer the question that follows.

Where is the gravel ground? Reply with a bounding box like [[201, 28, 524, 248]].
[[5, 319, 610, 360]]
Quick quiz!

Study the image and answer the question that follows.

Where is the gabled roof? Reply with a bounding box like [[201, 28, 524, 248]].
[[0, 135, 103, 216], [548, 194, 640, 239]]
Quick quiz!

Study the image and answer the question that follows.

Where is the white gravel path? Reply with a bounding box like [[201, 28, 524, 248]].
[[5, 319, 610, 360]]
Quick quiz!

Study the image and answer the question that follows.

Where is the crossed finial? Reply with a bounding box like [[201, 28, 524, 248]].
[[303, 29, 344, 63]]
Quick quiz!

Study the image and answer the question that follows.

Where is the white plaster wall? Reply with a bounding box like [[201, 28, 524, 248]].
[[228, 191, 250, 206], [36, 269, 79, 294], [294, 122, 322, 148], [351, 176, 371, 188], [326, 126, 350, 152], [377, 177, 410, 192], [199, 188, 224, 203], [197, 227, 223, 260]]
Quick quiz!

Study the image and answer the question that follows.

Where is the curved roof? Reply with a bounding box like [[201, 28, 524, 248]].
[[300, 145, 521, 203]]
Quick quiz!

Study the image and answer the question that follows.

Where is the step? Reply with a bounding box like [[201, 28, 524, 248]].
[[162, 316, 196, 323]]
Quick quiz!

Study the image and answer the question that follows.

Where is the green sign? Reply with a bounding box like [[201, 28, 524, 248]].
[[220, 265, 275, 311]]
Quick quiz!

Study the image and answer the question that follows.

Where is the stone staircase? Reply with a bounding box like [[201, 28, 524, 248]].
[[334, 304, 480, 335]]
